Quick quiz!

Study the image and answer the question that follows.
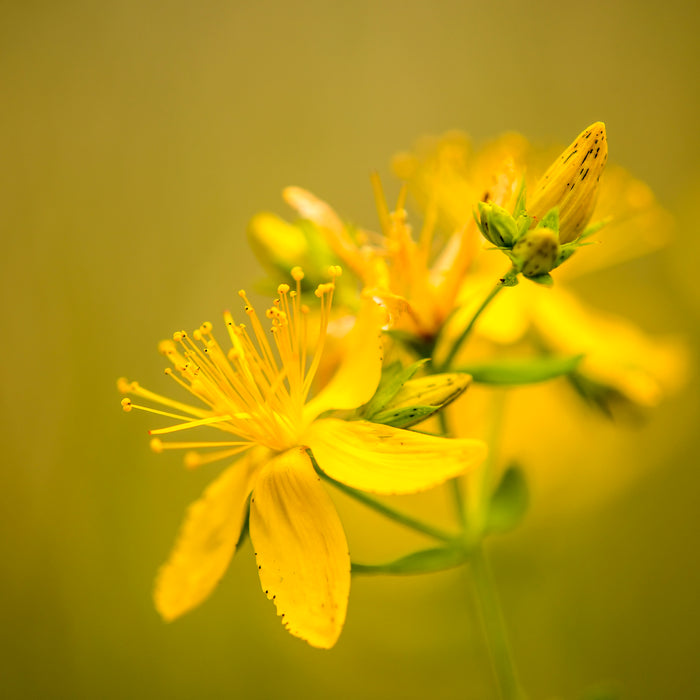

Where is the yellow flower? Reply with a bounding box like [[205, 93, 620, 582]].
[[282, 173, 480, 341], [118, 266, 486, 648], [396, 128, 683, 408], [255, 133, 532, 342]]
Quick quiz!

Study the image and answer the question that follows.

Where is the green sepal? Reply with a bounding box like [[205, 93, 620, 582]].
[[371, 405, 444, 429], [456, 353, 584, 385], [512, 178, 527, 218], [579, 216, 611, 241], [500, 268, 520, 287], [358, 359, 429, 419], [514, 213, 533, 242], [351, 545, 467, 576], [538, 206, 560, 233], [484, 465, 529, 535], [527, 272, 554, 286]]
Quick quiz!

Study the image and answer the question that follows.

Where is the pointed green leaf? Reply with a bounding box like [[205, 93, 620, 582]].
[[352, 546, 468, 575], [456, 354, 584, 385], [485, 465, 529, 535]]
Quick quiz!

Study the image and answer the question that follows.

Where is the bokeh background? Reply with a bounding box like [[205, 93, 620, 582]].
[[2, 1, 699, 698]]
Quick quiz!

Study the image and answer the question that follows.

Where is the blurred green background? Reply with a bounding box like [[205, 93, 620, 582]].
[[2, 1, 699, 698]]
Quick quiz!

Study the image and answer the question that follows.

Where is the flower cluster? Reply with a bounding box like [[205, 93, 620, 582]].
[[120, 121, 686, 648]]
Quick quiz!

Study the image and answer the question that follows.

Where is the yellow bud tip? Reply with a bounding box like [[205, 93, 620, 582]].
[[184, 451, 201, 469], [120, 398, 133, 412], [291, 266, 304, 281], [150, 438, 164, 453], [528, 121, 609, 244]]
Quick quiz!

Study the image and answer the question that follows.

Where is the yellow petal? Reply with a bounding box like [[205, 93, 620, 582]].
[[249, 447, 350, 649], [304, 298, 385, 421], [531, 287, 689, 406], [282, 186, 367, 277], [305, 418, 487, 495], [154, 452, 263, 621]]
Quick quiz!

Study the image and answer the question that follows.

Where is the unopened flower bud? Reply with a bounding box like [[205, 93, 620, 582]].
[[371, 373, 472, 428], [510, 227, 560, 279], [477, 202, 518, 247], [528, 122, 608, 244]]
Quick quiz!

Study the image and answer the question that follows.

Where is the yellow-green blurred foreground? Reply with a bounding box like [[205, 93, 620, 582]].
[[2, 1, 699, 698]]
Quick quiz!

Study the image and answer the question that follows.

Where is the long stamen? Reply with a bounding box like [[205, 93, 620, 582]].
[[117, 377, 210, 419], [302, 266, 341, 399], [121, 266, 342, 458], [370, 171, 392, 237], [120, 398, 194, 422], [148, 414, 234, 436]]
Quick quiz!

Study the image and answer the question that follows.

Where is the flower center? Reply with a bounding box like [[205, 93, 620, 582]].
[[119, 266, 342, 464]]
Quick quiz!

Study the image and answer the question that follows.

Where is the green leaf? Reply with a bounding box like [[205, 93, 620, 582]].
[[485, 465, 529, 535], [352, 546, 468, 575], [359, 359, 429, 418], [456, 354, 584, 385]]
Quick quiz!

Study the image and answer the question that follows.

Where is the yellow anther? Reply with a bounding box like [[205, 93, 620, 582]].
[[328, 265, 343, 278], [121, 398, 133, 412], [158, 340, 176, 355], [150, 438, 164, 453], [315, 282, 334, 297], [184, 451, 201, 469], [277, 283, 290, 295], [201, 321, 212, 333], [192, 329, 203, 341], [291, 266, 304, 281], [117, 377, 133, 394], [173, 331, 184, 342]]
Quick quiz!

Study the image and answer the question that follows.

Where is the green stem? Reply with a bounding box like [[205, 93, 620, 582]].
[[311, 456, 456, 543], [470, 544, 525, 700], [439, 411, 469, 531], [439, 281, 506, 371]]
